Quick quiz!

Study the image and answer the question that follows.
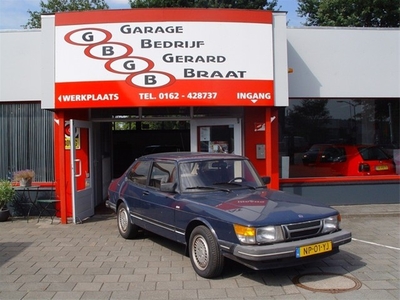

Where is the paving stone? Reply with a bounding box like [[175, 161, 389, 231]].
[[66, 274, 95, 283], [169, 289, 199, 299], [0, 282, 24, 292], [156, 280, 183, 290], [52, 291, 84, 299], [84, 267, 111, 275], [100, 282, 129, 291], [18, 282, 50, 292], [73, 282, 103, 292], [183, 280, 211, 290], [197, 288, 227, 298], [0, 291, 28, 299], [80, 291, 112, 299], [19, 291, 56, 300], [362, 280, 398, 290], [128, 281, 156, 291], [139, 290, 169, 299], [93, 274, 120, 282], [46, 282, 77, 292], [110, 290, 140, 299], [119, 274, 145, 282], [210, 278, 238, 289], [0, 204, 398, 299]]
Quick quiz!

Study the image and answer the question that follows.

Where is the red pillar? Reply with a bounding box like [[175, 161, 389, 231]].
[[265, 107, 280, 189], [54, 111, 68, 224]]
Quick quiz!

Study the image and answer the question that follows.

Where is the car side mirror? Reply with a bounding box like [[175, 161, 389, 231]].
[[160, 182, 176, 193], [261, 176, 270, 185]]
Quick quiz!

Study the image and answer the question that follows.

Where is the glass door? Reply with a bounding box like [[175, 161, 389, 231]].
[[70, 120, 94, 223], [190, 119, 242, 155]]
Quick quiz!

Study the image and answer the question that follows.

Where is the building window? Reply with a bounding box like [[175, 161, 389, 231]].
[[0, 103, 54, 182], [279, 99, 399, 178]]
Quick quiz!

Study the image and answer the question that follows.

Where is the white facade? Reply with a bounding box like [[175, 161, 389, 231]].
[[1, 27, 399, 102], [287, 27, 400, 98], [0, 30, 42, 101]]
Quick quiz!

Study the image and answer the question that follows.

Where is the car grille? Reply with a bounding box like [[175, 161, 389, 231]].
[[282, 220, 323, 241]]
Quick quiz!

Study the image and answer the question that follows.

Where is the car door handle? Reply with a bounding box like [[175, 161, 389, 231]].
[[142, 191, 150, 196]]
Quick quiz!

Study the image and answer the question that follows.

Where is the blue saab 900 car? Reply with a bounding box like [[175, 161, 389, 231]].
[[106, 152, 351, 278]]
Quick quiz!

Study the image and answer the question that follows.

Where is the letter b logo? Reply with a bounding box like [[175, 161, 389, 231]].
[[126, 72, 176, 88], [102, 46, 115, 56], [145, 75, 157, 85]]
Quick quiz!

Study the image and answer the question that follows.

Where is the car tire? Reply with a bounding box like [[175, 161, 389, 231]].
[[117, 203, 139, 239], [189, 225, 224, 278]]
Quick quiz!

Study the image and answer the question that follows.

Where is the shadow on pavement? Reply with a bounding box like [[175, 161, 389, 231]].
[[0, 242, 33, 268]]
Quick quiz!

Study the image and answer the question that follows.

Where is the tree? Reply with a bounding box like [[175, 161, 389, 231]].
[[297, 0, 400, 27], [286, 99, 332, 144], [129, 0, 278, 10], [25, 0, 109, 29]]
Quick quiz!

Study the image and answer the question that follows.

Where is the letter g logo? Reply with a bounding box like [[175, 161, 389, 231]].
[[64, 28, 112, 46]]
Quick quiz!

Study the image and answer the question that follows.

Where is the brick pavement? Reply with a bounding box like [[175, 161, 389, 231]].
[[0, 204, 399, 300]]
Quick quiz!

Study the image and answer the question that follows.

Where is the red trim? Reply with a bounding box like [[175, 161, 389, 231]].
[[55, 9, 273, 26], [265, 108, 280, 189], [280, 175, 400, 185], [13, 182, 56, 188], [54, 111, 68, 224], [55, 80, 275, 108]]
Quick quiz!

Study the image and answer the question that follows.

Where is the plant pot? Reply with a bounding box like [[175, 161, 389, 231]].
[[19, 178, 32, 187], [0, 208, 10, 222]]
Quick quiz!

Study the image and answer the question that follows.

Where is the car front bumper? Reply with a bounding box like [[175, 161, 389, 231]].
[[219, 230, 352, 270]]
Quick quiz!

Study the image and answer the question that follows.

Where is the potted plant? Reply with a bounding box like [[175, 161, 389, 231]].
[[0, 180, 15, 222], [13, 169, 35, 187]]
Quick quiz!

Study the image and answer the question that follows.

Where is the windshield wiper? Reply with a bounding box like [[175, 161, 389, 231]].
[[253, 185, 267, 190], [186, 186, 215, 190], [186, 186, 231, 192], [213, 182, 266, 191]]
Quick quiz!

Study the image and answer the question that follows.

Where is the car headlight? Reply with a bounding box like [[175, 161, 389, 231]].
[[234, 224, 284, 245], [256, 226, 285, 243], [322, 214, 341, 233]]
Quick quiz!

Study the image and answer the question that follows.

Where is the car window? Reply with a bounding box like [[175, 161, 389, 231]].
[[127, 161, 151, 186], [321, 147, 346, 163], [309, 145, 321, 152], [358, 146, 390, 161], [149, 162, 176, 189], [179, 159, 264, 192]]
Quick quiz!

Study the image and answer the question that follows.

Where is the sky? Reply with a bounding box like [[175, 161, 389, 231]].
[[0, 0, 305, 30]]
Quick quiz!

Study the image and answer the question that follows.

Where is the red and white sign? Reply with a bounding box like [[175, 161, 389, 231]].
[[54, 9, 274, 108]]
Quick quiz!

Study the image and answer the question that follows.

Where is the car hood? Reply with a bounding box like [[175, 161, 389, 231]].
[[181, 188, 337, 226]]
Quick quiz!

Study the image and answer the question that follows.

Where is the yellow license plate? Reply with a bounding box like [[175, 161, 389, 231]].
[[375, 165, 389, 171], [296, 241, 332, 258]]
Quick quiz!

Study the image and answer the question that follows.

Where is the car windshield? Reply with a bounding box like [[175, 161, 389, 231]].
[[178, 158, 265, 192], [358, 146, 391, 160]]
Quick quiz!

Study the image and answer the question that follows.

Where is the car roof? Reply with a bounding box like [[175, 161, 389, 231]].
[[139, 152, 246, 162]]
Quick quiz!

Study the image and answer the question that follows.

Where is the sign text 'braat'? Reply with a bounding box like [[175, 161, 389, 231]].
[[54, 9, 274, 108]]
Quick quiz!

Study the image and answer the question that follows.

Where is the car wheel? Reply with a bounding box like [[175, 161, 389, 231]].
[[189, 225, 224, 278], [117, 203, 139, 239]]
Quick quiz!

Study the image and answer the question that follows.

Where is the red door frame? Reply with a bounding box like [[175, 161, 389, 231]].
[[54, 109, 90, 224], [243, 107, 280, 189], [55, 107, 279, 223]]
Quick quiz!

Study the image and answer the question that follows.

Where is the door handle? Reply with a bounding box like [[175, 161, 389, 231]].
[[142, 191, 150, 196], [74, 159, 82, 177]]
